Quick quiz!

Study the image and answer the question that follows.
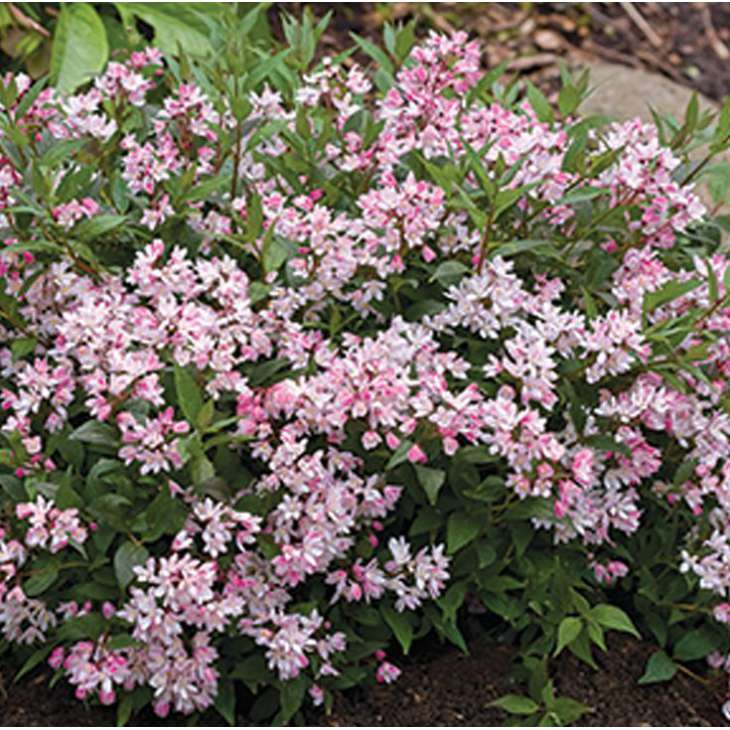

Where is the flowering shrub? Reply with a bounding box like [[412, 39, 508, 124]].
[[2, 7, 730, 724]]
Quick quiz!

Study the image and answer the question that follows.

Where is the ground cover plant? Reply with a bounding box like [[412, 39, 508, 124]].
[[2, 4, 730, 725]]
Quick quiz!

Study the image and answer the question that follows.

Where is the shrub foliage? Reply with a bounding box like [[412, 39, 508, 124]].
[[1, 7, 730, 724]]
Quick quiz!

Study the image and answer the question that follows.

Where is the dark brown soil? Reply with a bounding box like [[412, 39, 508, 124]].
[[324, 636, 729, 727]]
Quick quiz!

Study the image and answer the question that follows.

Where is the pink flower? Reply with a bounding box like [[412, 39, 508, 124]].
[[407, 444, 427, 464], [375, 661, 401, 684]]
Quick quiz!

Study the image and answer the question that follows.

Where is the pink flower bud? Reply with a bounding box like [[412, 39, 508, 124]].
[[385, 432, 400, 450], [99, 688, 116, 706], [153, 701, 170, 718], [48, 647, 65, 669]]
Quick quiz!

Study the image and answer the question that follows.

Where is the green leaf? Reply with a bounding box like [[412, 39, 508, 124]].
[[116, 3, 218, 57], [57, 613, 106, 641], [526, 82, 554, 123], [490, 694, 539, 715], [174, 364, 203, 425], [584, 434, 631, 458], [262, 234, 296, 274], [590, 604, 640, 637], [11, 337, 37, 361], [638, 650, 678, 684], [385, 439, 413, 470], [214, 679, 236, 726], [552, 697, 592, 724], [558, 85, 581, 117], [24, 565, 59, 597], [555, 616, 582, 656], [673, 628, 717, 661], [116, 693, 134, 727], [74, 214, 127, 241], [231, 654, 271, 683], [70, 420, 119, 447], [114, 541, 149, 590], [14, 646, 53, 682], [429, 260, 469, 286], [414, 465, 445, 506], [446, 512, 481, 554], [279, 675, 307, 724], [438, 581, 468, 622], [644, 278, 702, 314], [0, 474, 26, 501], [50, 4, 109, 93], [489, 239, 556, 259], [673, 458, 698, 487], [381, 603, 413, 654]]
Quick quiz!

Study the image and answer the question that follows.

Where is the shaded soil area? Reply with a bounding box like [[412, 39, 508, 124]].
[[325, 636, 729, 727], [273, 3, 730, 103], [2, 635, 727, 726]]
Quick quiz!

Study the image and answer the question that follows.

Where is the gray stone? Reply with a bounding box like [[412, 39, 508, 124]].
[[579, 62, 716, 122]]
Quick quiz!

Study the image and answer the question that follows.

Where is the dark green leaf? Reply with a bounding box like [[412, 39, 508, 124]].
[[174, 364, 203, 425], [446, 512, 482, 554], [381, 603, 413, 654], [414, 465, 445, 506], [114, 541, 149, 590]]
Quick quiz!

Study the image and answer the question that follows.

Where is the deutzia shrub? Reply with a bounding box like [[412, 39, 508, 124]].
[[1, 8, 730, 724]]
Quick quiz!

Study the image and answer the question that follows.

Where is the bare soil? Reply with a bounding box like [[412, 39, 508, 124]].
[[325, 635, 728, 727]]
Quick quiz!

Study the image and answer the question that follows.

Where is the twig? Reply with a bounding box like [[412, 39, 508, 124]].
[[7, 3, 50, 37], [582, 39, 642, 69], [701, 3, 730, 60], [620, 2, 663, 49], [635, 48, 686, 84], [506, 53, 558, 72]]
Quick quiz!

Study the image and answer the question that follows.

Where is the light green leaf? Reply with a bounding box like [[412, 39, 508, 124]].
[[116, 3, 219, 57], [555, 616, 582, 656], [50, 4, 109, 93], [490, 694, 539, 715], [552, 697, 592, 724], [590, 604, 640, 637], [70, 420, 119, 447], [385, 439, 413, 471]]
